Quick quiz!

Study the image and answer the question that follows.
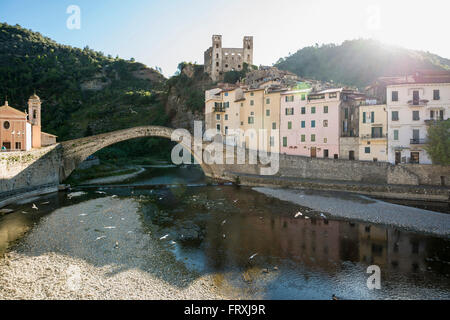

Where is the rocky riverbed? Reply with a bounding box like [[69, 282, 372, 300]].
[[0, 197, 233, 300]]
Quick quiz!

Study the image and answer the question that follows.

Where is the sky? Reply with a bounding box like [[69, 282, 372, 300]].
[[1, 0, 450, 77]]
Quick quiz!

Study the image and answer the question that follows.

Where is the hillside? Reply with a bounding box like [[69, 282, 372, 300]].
[[275, 39, 450, 89], [0, 23, 169, 139]]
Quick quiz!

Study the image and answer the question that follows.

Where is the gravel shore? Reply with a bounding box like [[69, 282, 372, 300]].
[[254, 187, 450, 237], [0, 197, 230, 300]]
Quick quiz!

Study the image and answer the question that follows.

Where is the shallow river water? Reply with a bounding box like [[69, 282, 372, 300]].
[[1, 165, 449, 300]]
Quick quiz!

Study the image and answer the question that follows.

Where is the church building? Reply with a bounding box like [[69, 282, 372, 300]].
[[0, 94, 57, 152]]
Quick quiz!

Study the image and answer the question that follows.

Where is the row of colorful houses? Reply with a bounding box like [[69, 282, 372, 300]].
[[205, 70, 450, 165]]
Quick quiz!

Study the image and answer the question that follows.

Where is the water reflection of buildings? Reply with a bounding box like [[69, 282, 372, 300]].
[[201, 186, 446, 279]]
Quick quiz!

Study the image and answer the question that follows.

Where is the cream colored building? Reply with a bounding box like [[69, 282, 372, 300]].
[[359, 104, 388, 162]]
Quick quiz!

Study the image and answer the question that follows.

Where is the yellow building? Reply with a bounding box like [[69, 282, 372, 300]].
[[359, 104, 388, 162], [239, 88, 264, 150], [262, 89, 283, 153]]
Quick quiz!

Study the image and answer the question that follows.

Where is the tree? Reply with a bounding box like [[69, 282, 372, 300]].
[[425, 119, 450, 165]]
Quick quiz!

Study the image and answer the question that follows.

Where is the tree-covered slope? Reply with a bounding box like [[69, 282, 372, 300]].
[[275, 39, 450, 88], [0, 22, 167, 141]]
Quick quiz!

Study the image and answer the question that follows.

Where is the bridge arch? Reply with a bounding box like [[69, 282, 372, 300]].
[[59, 126, 213, 182]]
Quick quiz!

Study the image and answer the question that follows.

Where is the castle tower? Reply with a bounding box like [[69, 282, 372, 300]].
[[28, 93, 42, 148], [243, 36, 253, 65], [211, 35, 222, 81]]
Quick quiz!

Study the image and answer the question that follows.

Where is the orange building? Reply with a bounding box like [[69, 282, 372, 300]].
[[0, 94, 57, 152]]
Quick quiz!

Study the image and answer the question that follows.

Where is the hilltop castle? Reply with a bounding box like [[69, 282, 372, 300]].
[[204, 35, 253, 81]]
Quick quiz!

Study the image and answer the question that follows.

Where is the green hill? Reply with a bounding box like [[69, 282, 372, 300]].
[[0, 22, 168, 141], [274, 39, 450, 89]]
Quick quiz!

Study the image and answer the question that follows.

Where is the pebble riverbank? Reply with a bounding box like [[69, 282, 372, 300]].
[[0, 197, 232, 300], [253, 187, 450, 237]]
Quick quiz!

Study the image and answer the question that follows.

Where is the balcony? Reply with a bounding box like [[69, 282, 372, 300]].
[[407, 99, 428, 107], [424, 118, 444, 126], [410, 138, 427, 145], [214, 106, 226, 112], [360, 134, 387, 140]]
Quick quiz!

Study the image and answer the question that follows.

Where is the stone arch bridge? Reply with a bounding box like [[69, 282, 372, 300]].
[[59, 126, 216, 182]]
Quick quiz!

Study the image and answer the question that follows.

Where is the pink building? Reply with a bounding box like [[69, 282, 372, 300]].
[[280, 89, 310, 155], [281, 88, 342, 158]]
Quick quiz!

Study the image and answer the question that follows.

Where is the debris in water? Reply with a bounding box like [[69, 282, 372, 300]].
[[41, 201, 50, 205], [80, 213, 87, 216], [274, 266, 279, 271], [320, 213, 327, 219], [111, 195, 118, 199], [294, 212, 303, 218], [305, 216, 310, 220], [95, 236, 106, 241], [114, 241, 119, 249], [104, 226, 116, 229], [221, 220, 227, 226], [96, 191, 106, 195], [67, 192, 87, 199], [249, 253, 258, 260], [160, 234, 169, 240], [32, 204, 38, 210], [262, 268, 269, 274], [223, 234, 226, 239]]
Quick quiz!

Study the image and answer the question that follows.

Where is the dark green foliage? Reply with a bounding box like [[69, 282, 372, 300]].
[[275, 39, 450, 89], [425, 120, 450, 165], [0, 22, 173, 160]]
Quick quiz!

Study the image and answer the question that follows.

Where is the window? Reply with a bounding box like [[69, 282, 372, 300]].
[[216, 62, 219, 67], [285, 108, 294, 115], [250, 92, 254, 97], [311, 120, 316, 128], [288, 122, 292, 129], [266, 98, 270, 104], [301, 135, 305, 142], [15, 142, 21, 149], [363, 112, 366, 123], [311, 134, 316, 142], [392, 111, 399, 121], [329, 92, 337, 99], [225, 126, 228, 134], [392, 91, 398, 102], [344, 108, 349, 119], [324, 149, 329, 158], [301, 107, 306, 114], [240, 103, 244, 107], [266, 109, 270, 116], [272, 122, 276, 129], [33, 110, 37, 119], [301, 121, 305, 128], [413, 111, 420, 121], [413, 91, 419, 104], [323, 120, 328, 127], [270, 136, 275, 147], [283, 137, 288, 147], [3, 121, 10, 130], [394, 130, 399, 141], [324, 106, 328, 113], [301, 94, 306, 101], [248, 117, 254, 124], [410, 152, 420, 164], [250, 100, 254, 106], [216, 124, 221, 131], [224, 102, 230, 108], [285, 96, 294, 102], [216, 114, 221, 120], [311, 107, 316, 114], [225, 114, 228, 120], [372, 127, 382, 138], [365, 147, 371, 154], [324, 138, 328, 143], [224, 92, 229, 97], [371, 112, 375, 123], [433, 90, 440, 100]]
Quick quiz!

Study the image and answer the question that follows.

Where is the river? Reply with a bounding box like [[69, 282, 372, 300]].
[[0, 165, 449, 300]]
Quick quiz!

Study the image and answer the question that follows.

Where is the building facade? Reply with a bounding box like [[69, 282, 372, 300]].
[[280, 89, 311, 155], [0, 94, 56, 152], [359, 103, 388, 162], [204, 35, 253, 82], [387, 80, 450, 164]]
